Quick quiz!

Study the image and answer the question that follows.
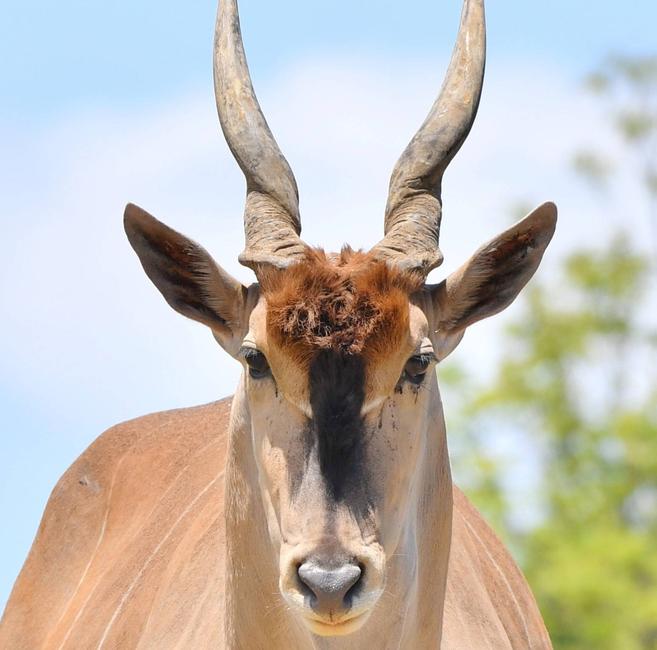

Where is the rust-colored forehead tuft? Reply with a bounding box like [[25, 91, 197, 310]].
[[259, 248, 422, 362]]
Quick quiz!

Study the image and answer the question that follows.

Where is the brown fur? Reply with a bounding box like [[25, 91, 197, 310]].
[[259, 248, 421, 365], [0, 400, 552, 649]]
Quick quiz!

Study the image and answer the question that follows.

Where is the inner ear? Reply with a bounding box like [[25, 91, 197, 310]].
[[124, 203, 252, 356], [430, 202, 557, 343]]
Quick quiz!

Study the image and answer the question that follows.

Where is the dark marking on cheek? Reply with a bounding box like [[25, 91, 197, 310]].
[[308, 350, 367, 501], [287, 424, 315, 498]]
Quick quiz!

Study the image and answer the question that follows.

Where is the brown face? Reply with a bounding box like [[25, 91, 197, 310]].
[[238, 249, 439, 635]]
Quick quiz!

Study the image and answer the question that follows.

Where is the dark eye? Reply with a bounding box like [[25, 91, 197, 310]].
[[401, 354, 434, 386], [240, 348, 271, 379]]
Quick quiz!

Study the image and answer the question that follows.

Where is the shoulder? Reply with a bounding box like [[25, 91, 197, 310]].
[[45, 397, 232, 529], [0, 398, 232, 649], [444, 486, 552, 649]]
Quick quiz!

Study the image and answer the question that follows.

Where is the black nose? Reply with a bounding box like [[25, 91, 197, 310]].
[[297, 561, 362, 614]]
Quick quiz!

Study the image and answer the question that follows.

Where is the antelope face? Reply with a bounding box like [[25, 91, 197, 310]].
[[125, 206, 556, 636], [124, 0, 557, 638], [241, 250, 434, 634]]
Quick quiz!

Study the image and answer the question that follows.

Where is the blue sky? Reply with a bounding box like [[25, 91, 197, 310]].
[[1, 0, 657, 613], [3, 0, 657, 122]]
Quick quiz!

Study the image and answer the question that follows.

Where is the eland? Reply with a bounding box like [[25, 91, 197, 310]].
[[0, 0, 556, 647]]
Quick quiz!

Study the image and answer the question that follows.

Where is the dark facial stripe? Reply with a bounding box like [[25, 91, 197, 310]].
[[308, 349, 366, 501]]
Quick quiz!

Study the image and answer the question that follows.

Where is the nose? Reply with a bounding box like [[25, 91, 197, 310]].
[[297, 560, 362, 615]]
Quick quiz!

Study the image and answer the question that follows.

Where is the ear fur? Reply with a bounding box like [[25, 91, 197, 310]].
[[429, 202, 557, 358], [124, 203, 251, 356]]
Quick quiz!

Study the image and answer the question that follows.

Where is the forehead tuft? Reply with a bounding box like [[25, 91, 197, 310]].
[[259, 248, 421, 363]]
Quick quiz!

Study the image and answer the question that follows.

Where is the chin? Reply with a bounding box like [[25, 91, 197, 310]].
[[304, 611, 370, 637]]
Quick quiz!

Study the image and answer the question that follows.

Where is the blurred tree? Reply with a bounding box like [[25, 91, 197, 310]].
[[582, 54, 657, 248], [445, 55, 657, 649]]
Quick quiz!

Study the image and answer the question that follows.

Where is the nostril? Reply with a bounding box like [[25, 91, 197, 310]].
[[297, 561, 362, 611], [344, 562, 365, 604]]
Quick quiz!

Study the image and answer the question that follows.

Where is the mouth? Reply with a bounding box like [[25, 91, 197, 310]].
[[303, 610, 369, 637]]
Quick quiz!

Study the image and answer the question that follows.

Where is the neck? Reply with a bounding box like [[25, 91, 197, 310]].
[[223, 378, 453, 649]]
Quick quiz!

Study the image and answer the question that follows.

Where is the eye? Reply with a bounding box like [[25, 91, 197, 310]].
[[400, 353, 435, 386], [240, 347, 271, 380]]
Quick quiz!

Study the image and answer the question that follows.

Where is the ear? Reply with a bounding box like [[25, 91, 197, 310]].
[[429, 202, 557, 360], [124, 203, 252, 357]]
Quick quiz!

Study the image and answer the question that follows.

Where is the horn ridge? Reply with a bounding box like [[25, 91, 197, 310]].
[[213, 0, 307, 271], [371, 0, 486, 275]]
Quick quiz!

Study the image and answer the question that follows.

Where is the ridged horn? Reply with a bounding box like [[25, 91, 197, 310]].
[[371, 0, 486, 274], [213, 0, 307, 271]]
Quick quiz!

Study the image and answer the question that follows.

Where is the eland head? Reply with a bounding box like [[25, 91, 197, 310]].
[[123, 0, 556, 639]]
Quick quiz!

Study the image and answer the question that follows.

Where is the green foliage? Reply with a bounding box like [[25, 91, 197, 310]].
[[448, 236, 657, 649], [446, 54, 657, 648], [580, 54, 657, 236], [572, 151, 613, 188]]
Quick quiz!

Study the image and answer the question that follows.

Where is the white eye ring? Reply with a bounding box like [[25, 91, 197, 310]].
[[419, 337, 435, 356]]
